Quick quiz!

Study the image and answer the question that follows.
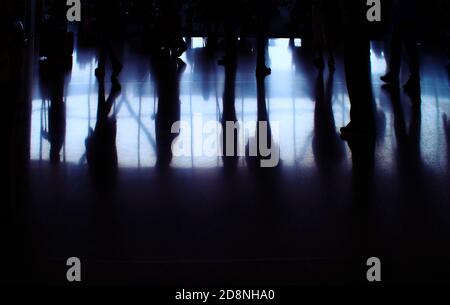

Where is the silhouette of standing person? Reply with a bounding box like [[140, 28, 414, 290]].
[[85, 74, 122, 177], [39, 58, 71, 164], [95, 0, 123, 79], [312, 0, 337, 71], [340, 0, 378, 251], [380, 0, 420, 92], [339, 0, 376, 139]]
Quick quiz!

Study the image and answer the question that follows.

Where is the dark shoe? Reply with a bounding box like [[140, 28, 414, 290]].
[[380, 73, 400, 86], [256, 66, 271, 78]]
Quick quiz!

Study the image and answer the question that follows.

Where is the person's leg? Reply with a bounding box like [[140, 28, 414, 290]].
[[107, 38, 122, 78], [324, 28, 335, 71], [324, 15, 336, 71], [403, 24, 420, 91], [312, 2, 325, 69], [95, 75, 120, 130], [348, 43, 373, 127], [405, 40, 419, 78], [95, 72, 106, 129], [381, 26, 402, 85], [342, 27, 375, 136], [324, 1, 338, 71], [168, 3, 187, 58], [219, 7, 237, 66], [256, 12, 271, 76], [96, 31, 122, 78], [95, 37, 107, 78], [105, 78, 122, 115]]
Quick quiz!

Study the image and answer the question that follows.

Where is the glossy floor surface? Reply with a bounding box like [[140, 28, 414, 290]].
[[6, 38, 450, 284]]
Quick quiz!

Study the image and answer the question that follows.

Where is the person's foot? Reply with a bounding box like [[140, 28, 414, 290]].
[[380, 73, 400, 86], [403, 76, 420, 93], [256, 65, 271, 78], [313, 57, 325, 70]]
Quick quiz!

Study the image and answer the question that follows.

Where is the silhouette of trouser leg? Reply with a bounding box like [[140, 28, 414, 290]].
[[96, 77, 106, 123], [388, 26, 402, 77], [223, 7, 237, 61], [98, 32, 120, 71], [256, 15, 268, 68], [312, 2, 325, 57], [344, 29, 374, 130], [402, 24, 420, 79]]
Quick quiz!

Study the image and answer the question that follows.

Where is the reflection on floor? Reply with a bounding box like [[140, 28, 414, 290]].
[[16, 38, 450, 283]]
